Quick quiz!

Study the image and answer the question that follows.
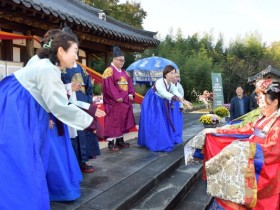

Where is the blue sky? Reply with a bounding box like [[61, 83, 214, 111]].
[[119, 0, 280, 46]]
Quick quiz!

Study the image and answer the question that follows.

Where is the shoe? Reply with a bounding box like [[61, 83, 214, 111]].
[[88, 155, 96, 159], [116, 137, 130, 148], [108, 140, 120, 152], [80, 163, 94, 173]]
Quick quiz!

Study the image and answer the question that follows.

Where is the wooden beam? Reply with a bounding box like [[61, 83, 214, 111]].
[[0, 1, 154, 54]]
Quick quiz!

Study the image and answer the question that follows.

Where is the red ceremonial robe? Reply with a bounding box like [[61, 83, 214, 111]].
[[101, 65, 135, 138], [205, 115, 280, 209]]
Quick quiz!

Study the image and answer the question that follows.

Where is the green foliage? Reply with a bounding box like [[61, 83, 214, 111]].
[[223, 33, 269, 101], [267, 41, 280, 69], [134, 84, 149, 96], [93, 83, 102, 95], [181, 51, 215, 100], [112, 2, 146, 29], [90, 58, 106, 74], [82, 0, 146, 29]]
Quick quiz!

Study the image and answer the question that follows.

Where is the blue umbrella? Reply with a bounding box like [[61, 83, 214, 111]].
[[126, 56, 179, 84]]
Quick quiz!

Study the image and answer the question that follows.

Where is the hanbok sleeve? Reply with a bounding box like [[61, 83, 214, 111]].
[[172, 84, 184, 108], [64, 82, 92, 110], [155, 79, 176, 100], [64, 83, 73, 96], [126, 72, 135, 96], [216, 123, 253, 135], [37, 66, 95, 131], [170, 83, 183, 98], [260, 118, 280, 164], [177, 83, 184, 97]]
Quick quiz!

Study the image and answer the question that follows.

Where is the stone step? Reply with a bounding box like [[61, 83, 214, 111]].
[[50, 112, 206, 210], [131, 163, 203, 210], [74, 141, 187, 210], [175, 178, 213, 210]]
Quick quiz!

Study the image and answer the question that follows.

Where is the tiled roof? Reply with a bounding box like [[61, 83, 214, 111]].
[[247, 65, 280, 83], [11, 0, 160, 46]]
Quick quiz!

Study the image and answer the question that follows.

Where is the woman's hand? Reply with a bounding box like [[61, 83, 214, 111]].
[[49, 119, 55, 129], [184, 100, 193, 109], [203, 128, 216, 134], [71, 82, 82, 91], [95, 106, 106, 117], [179, 98, 193, 109], [116, 98, 123, 103]]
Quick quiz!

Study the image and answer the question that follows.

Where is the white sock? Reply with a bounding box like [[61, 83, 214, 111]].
[[107, 138, 115, 142]]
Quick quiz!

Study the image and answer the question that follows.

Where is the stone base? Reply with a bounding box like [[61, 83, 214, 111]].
[[203, 124, 218, 128]]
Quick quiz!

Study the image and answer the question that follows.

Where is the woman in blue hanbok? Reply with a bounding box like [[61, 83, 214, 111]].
[[26, 29, 86, 201], [28, 53, 85, 201], [0, 32, 105, 210], [138, 65, 192, 152]]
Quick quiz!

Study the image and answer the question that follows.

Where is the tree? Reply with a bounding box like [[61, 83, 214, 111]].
[[223, 33, 268, 100], [81, 0, 146, 29], [181, 50, 214, 100], [78, 2, 280, 103], [266, 41, 280, 69]]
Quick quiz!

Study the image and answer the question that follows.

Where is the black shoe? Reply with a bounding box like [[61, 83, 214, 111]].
[[116, 137, 130, 148], [108, 140, 120, 152]]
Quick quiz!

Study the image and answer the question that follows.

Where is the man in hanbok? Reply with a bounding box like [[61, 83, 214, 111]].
[[62, 63, 100, 172], [102, 46, 135, 151]]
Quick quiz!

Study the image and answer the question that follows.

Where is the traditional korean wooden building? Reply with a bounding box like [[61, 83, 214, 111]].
[[247, 65, 280, 84], [0, 0, 159, 66]]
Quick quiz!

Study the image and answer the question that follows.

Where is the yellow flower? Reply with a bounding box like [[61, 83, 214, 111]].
[[214, 106, 229, 118], [199, 114, 220, 125]]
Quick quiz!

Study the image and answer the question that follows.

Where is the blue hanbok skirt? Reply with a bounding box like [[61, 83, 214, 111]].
[[47, 117, 83, 201], [138, 88, 177, 152], [172, 101, 183, 144], [0, 75, 50, 210]]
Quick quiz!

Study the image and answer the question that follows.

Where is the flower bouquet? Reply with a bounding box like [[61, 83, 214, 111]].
[[199, 114, 220, 128]]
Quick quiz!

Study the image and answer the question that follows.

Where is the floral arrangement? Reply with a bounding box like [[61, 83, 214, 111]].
[[256, 79, 280, 93], [214, 106, 230, 118], [199, 114, 220, 125], [191, 89, 213, 109]]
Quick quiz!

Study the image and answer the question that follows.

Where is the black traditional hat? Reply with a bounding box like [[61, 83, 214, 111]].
[[112, 46, 124, 57], [62, 26, 78, 40], [62, 26, 73, 33]]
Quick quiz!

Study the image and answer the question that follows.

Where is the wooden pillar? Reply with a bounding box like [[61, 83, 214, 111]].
[[26, 30, 34, 62], [105, 51, 110, 67], [3, 40, 12, 61], [2, 29, 13, 61], [86, 54, 90, 67]]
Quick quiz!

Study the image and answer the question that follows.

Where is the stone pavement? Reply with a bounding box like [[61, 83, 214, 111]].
[[50, 107, 207, 210]]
